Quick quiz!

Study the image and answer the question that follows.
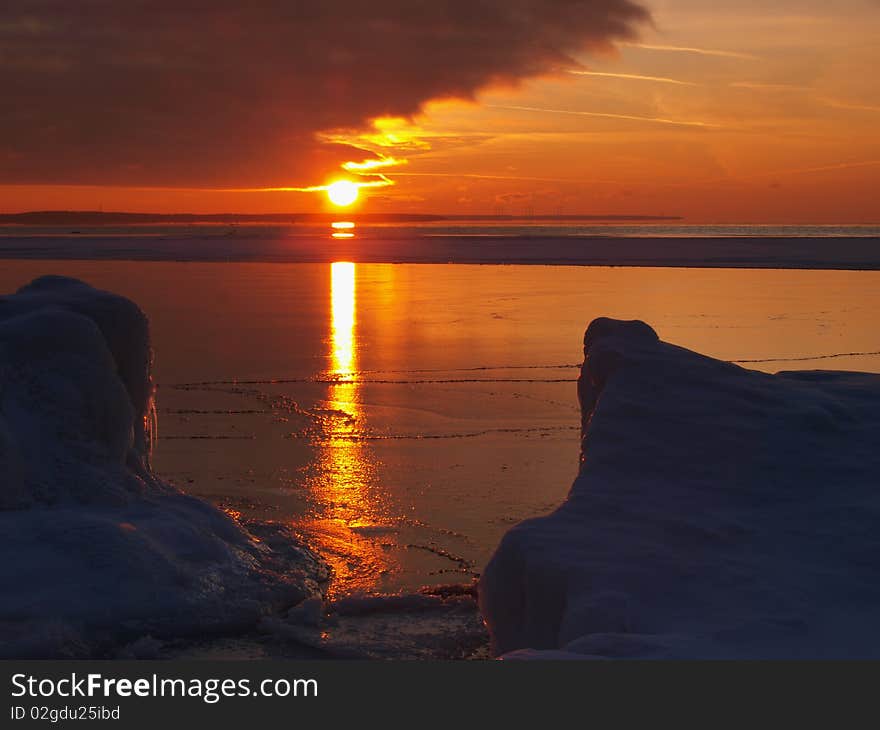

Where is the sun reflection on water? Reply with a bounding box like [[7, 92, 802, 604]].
[[302, 261, 394, 597], [331, 221, 356, 239], [331, 261, 356, 375]]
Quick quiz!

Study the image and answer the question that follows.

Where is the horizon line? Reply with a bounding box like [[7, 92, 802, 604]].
[[0, 210, 686, 222]]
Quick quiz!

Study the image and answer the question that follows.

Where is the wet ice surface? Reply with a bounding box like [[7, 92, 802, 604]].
[[152, 263, 880, 598], [1, 261, 879, 658], [158, 369, 578, 599]]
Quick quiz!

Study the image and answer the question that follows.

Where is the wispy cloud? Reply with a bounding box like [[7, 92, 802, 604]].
[[341, 156, 407, 173], [820, 98, 880, 113], [568, 70, 696, 85], [319, 118, 495, 158], [763, 159, 880, 177], [220, 177, 396, 193], [222, 155, 405, 193], [387, 172, 577, 183], [730, 82, 811, 91], [623, 42, 759, 60], [703, 159, 880, 186], [488, 104, 720, 129]]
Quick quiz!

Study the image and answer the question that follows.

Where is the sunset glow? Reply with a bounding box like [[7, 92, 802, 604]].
[[5, 0, 880, 673], [327, 181, 359, 207], [0, 1, 877, 222]]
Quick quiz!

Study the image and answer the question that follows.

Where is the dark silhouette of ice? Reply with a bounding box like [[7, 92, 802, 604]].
[[480, 318, 880, 658], [0, 277, 328, 658]]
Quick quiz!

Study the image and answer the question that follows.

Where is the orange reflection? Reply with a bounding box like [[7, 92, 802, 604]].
[[306, 262, 392, 597], [331, 261, 356, 375], [331, 221, 356, 239]]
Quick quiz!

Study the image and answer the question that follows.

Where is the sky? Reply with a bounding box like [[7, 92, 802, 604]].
[[1, 0, 878, 222]]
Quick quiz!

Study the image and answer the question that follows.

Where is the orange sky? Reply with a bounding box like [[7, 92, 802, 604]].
[[1, 0, 878, 222]]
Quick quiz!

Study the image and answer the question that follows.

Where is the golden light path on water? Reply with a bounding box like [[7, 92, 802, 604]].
[[331, 221, 356, 239], [307, 261, 394, 597], [331, 261, 356, 373]]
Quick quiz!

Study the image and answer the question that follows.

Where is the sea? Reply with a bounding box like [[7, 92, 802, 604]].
[[1, 222, 878, 600]]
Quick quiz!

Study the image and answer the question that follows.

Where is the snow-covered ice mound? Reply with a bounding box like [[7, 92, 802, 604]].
[[0, 277, 328, 658], [480, 317, 880, 658]]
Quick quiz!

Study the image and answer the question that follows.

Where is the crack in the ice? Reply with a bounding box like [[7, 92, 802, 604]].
[[287, 426, 579, 441], [733, 350, 880, 363]]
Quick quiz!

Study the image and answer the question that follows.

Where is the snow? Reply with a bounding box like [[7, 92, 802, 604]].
[[0, 276, 328, 658], [479, 317, 880, 658]]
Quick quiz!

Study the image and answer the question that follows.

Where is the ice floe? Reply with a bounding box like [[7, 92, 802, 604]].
[[480, 317, 880, 658], [0, 277, 328, 658]]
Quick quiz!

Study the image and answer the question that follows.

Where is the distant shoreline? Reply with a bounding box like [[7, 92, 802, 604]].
[[0, 211, 683, 225], [1, 234, 879, 270]]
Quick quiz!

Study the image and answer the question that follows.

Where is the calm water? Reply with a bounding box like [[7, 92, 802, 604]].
[[1, 260, 878, 596]]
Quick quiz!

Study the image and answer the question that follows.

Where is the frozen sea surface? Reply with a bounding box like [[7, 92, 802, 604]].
[[1, 261, 879, 658], [1, 225, 879, 268], [1, 261, 878, 603]]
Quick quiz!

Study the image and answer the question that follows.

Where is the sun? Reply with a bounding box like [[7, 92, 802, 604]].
[[326, 180, 359, 207]]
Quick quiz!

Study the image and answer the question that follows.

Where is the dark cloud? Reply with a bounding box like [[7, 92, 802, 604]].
[[0, 1, 648, 186]]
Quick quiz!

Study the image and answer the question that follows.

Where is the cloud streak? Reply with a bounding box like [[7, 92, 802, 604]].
[[730, 82, 811, 91], [488, 104, 720, 128], [341, 157, 407, 173], [568, 70, 696, 85], [622, 42, 759, 60], [748, 159, 880, 179], [820, 98, 880, 113]]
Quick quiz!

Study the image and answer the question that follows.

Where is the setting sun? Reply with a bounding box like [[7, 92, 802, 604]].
[[327, 180, 359, 207]]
